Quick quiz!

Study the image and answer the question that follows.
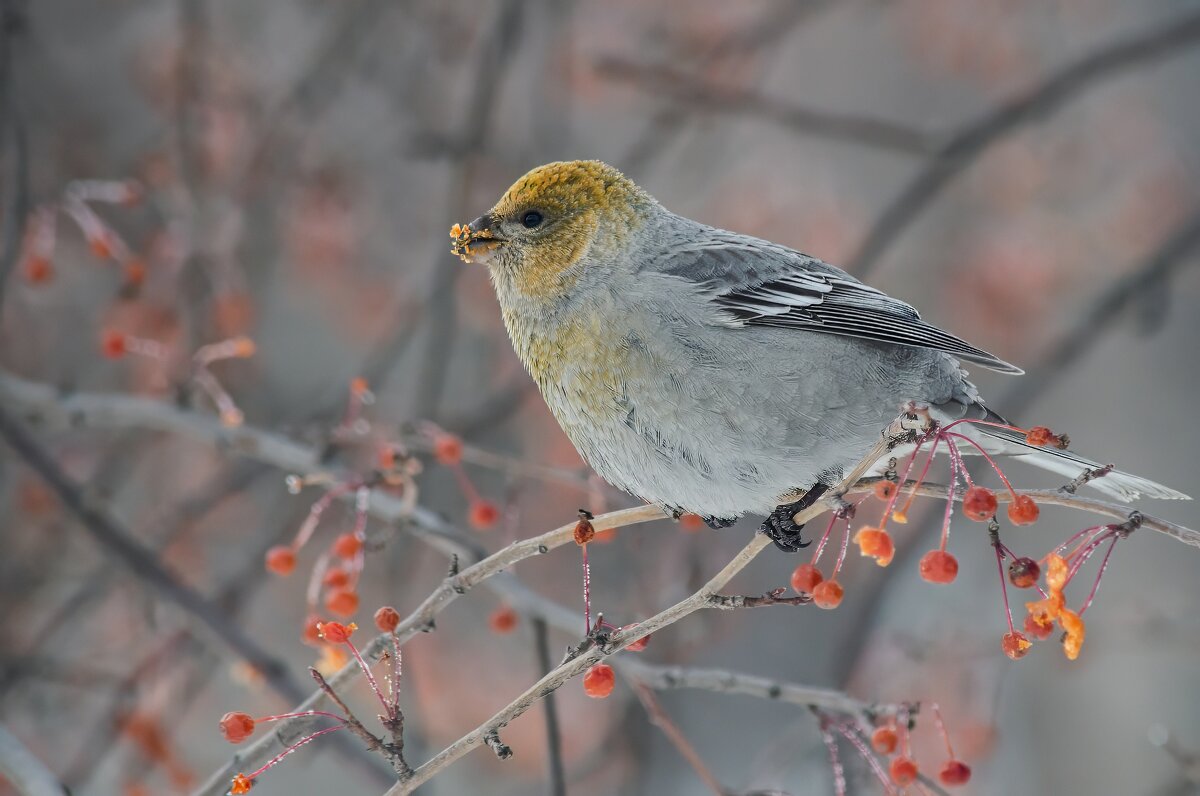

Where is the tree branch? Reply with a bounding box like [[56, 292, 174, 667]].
[[0, 723, 67, 796]]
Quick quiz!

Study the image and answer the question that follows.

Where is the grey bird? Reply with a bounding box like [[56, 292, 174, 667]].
[[451, 160, 1188, 550]]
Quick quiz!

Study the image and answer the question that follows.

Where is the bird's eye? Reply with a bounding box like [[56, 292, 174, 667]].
[[521, 210, 544, 229]]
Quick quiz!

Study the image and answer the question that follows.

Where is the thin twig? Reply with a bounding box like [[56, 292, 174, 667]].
[[0, 723, 68, 796], [532, 619, 566, 796], [633, 684, 726, 796]]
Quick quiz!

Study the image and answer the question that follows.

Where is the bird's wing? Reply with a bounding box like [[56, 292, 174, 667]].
[[654, 228, 1022, 374]]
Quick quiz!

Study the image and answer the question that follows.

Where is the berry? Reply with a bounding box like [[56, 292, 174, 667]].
[[1024, 612, 1054, 640], [870, 726, 898, 755], [230, 773, 253, 794], [317, 621, 356, 644], [678, 513, 705, 531], [349, 377, 370, 397], [919, 550, 959, 584], [377, 446, 398, 471], [1007, 495, 1040, 526], [374, 606, 401, 633], [582, 663, 615, 698], [811, 580, 844, 609], [468, 500, 499, 530], [874, 480, 896, 501], [231, 336, 257, 358], [264, 546, 296, 576], [325, 589, 359, 618], [1059, 608, 1086, 661], [624, 628, 651, 652], [301, 615, 323, 646], [433, 433, 463, 465], [1002, 631, 1032, 660], [332, 533, 362, 559], [962, 485, 998, 521], [323, 567, 350, 589], [1025, 426, 1054, 446], [23, 256, 53, 284], [889, 756, 919, 787], [124, 259, 146, 287], [219, 712, 255, 744], [853, 527, 895, 567], [790, 563, 823, 595], [101, 330, 128, 359], [939, 759, 972, 786], [89, 233, 114, 260], [1007, 557, 1040, 589], [489, 605, 518, 634], [573, 517, 595, 545]]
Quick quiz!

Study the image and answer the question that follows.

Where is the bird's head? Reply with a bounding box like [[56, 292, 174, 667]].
[[451, 160, 654, 300]]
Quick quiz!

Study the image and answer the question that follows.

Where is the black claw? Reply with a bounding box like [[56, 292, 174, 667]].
[[704, 515, 738, 529], [759, 483, 831, 553]]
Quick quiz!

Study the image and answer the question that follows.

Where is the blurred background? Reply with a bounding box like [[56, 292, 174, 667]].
[[2, 1, 1200, 794]]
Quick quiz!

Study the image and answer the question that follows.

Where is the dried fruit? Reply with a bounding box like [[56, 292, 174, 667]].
[[219, 712, 255, 744], [853, 527, 895, 567], [374, 606, 401, 633], [1059, 608, 1086, 660], [332, 533, 362, 559], [938, 759, 972, 786], [1025, 426, 1054, 446], [325, 589, 359, 618], [790, 563, 823, 594], [469, 500, 499, 530], [1001, 631, 1032, 660], [919, 550, 959, 584], [1024, 612, 1054, 640], [582, 663, 615, 698], [1007, 557, 1040, 589], [962, 485, 998, 521], [870, 726, 898, 755], [889, 756, 919, 787], [573, 516, 595, 545], [1007, 494, 1040, 526], [264, 546, 296, 576], [811, 580, 844, 609]]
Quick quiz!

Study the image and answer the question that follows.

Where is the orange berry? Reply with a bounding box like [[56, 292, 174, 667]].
[[1044, 553, 1069, 592], [811, 580, 844, 609], [919, 550, 959, 584], [853, 526, 895, 567], [301, 614, 323, 646], [323, 567, 351, 589], [582, 663, 615, 698], [1007, 494, 1039, 526], [874, 480, 896, 501], [790, 563, 823, 594], [90, 233, 114, 260], [433, 433, 463, 465], [469, 500, 499, 530], [1007, 556, 1040, 589], [1025, 426, 1063, 447], [23, 256, 53, 284], [1024, 612, 1054, 640], [123, 259, 146, 287], [377, 445, 398, 471], [1059, 608, 1086, 661], [573, 517, 595, 545], [678, 513, 705, 531], [231, 336, 256, 358], [349, 377, 369, 397], [325, 589, 359, 618], [230, 773, 253, 794], [101, 329, 128, 359], [870, 726, 898, 755], [264, 545, 296, 576], [332, 533, 362, 559], [219, 712, 255, 744], [962, 485, 998, 521], [939, 759, 972, 786], [489, 605, 518, 634], [317, 620, 356, 644], [1002, 631, 1032, 660], [374, 606, 401, 633], [889, 756, 919, 787]]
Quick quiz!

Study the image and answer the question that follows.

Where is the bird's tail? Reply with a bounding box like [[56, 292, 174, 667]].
[[969, 411, 1190, 502]]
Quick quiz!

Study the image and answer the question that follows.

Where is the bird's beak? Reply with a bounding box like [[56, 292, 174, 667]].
[[450, 213, 507, 263]]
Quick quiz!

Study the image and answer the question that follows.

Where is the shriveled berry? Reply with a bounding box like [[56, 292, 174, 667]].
[[264, 546, 296, 576], [1007, 495, 1039, 526], [939, 759, 972, 786], [811, 580, 844, 609], [1025, 426, 1054, 446], [1002, 631, 1032, 660], [469, 500, 499, 530], [853, 527, 895, 567], [323, 567, 350, 589], [870, 726, 898, 755], [582, 663, 615, 698], [332, 533, 362, 559], [489, 605, 518, 634], [1024, 612, 1054, 640], [374, 606, 401, 633], [874, 480, 896, 501], [1059, 608, 1086, 660], [790, 563, 823, 595], [101, 330, 128, 359], [919, 550, 959, 584], [1007, 556, 1040, 589], [230, 773, 253, 794], [573, 517, 595, 545], [325, 589, 359, 618], [433, 433, 463, 465], [219, 712, 255, 744], [317, 621, 356, 644], [889, 756, 919, 787], [962, 485, 998, 521]]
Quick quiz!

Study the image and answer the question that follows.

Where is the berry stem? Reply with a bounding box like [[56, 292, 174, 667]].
[[931, 703, 956, 760], [896, 435, 943, 520], [834, 725, 898, 796], [811, 513, 839, 566], [258, 710, 344, 723], [943, 432, 1018, 497], [581, 542, 592, 636], [994, 541, 1016, 634], [830, 514, 851, 579], [819, 723, 847, 796], [881, 432, 930, 521], [345, 638, 393, 719], [245, 724, 344, 780], [1080, 535, 1120, 615]]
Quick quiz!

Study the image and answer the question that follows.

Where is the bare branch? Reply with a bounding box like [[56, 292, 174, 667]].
[[633, 683, 726, 796], [0, 724, 67, 796]]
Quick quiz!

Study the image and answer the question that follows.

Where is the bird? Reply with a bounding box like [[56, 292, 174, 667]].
[[450, 160, 1188, 551]]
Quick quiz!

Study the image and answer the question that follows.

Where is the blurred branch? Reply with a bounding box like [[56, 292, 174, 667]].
[[632, 683, 726, 796], [850, 9, 1200, 277], [0, 723, 67, 796], [532, 618, 566, 796], [0, 0, 30, 307], [596, 57, 938, 156]]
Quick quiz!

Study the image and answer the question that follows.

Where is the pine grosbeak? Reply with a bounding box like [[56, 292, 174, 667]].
[[451, 161, 1187, 550]]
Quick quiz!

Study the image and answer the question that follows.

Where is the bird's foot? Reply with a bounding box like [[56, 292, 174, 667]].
[[759, 483, 831, 553]]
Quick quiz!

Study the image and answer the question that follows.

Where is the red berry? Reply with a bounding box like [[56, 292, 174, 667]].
[[23, 256, 53, 284], [469, 500, 499, 530], [433, 433, 463, 465], [582, 663, 615, 698], [1025, 426, 1054, 446], [939, 759, 972, 786], [489, 605, 518, 634], [230, 773, 253, 795], [962, 485, 998, 521], [573, 518, 595, 545], [101, 329, 128, 359], [811, 580, 844, 609], [1007, 494, 1040, 526], [870, 726, 898, 755], [301, 614, 323, 646], [374, 606, 401, 633], [621, 625, 651, 651], [1007, 556, 1040, 589], [317, 620, 356, 644], [919, 550, 959, 584], [264, 545, 296, 576], [790, 563, 824, 594], [874, 480, 897, 501], [332, 533, 362, 558], [325, 589, 359, 618], [1024, 612, 1055, 640], [219, 712, 255, 744], [124, 259, 146, 287], [678, 513, 705, 531], [1002, 631, 1032, 660], [377, 446, 398, 471], [89, 233, 114, 260], [853, 527, 895, 567], [323, 567, 351, 589], [889, 756, 919, 787]]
